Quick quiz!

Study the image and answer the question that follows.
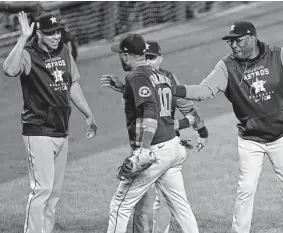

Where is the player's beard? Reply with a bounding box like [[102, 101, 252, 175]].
[[120, 58, 131, 71]]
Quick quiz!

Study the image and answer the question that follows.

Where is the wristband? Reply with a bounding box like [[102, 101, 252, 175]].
[[198, 126, 208, 138]]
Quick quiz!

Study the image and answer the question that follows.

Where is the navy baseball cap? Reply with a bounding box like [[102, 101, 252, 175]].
[[222, 21, 257, 40], [145, 40, 162, 56], [111, 33, 146, 55], [36, 13, 64, 33]]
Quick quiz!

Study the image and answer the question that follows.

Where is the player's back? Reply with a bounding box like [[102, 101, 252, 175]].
[[123, 65, 176, 149], [159, 68, 177, 85], [159, 68, 178, 117]]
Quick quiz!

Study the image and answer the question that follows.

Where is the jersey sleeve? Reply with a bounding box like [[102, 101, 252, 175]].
[[200, 60, 228, 95], [69, 49, 80, 82], [129, 74, 158, 107], [171, 73, 195, 114]]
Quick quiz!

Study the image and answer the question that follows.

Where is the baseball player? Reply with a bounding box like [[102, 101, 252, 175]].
[[173, 21, 283, 233], [101, 40, 208, 233], [3, 12, 97, 233], [104, 33, 200, 233]]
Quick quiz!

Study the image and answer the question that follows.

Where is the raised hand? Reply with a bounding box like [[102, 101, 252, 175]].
[[101, 74, 125, 93], [18, 11, 34, 38]]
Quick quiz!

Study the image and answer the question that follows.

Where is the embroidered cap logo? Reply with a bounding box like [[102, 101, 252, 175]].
[[50, 16, 57, 24]]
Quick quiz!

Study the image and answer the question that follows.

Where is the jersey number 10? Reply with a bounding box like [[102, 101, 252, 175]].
[[158, 87, 172, 117]]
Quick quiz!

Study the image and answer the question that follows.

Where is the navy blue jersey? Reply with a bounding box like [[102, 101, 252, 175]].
[[123, 65, 176, 149], [223, 41, 283, 142], [20, 37, 79, 137]]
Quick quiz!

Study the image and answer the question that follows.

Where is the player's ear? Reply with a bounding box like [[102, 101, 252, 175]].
[[36, 30, 42, 39], [124, 53, 130, 62], [119, 53, 129, 62], [159, 55, 163, 64], [250, 36, 256, 46]]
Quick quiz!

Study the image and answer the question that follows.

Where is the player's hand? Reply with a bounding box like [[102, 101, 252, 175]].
[[85, 115, 97, 139], [180, 138, 194, 149], [196, 126, 208, 151], [101, 74, 125, 93], [18, 11, 34, 38], [196, 136, 207, 152]]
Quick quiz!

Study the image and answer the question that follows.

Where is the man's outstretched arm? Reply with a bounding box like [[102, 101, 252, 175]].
[[3, 12, 33, 77], [173, 60, 228, 100]]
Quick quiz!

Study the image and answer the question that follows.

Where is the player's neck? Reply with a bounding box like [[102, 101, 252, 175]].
[[132, 60, 147, 69], [38, 40, 54, 54], [249, 45, 260, 59]]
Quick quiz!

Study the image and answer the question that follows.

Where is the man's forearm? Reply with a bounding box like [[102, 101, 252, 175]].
[[190, 108, 204, 130], [70, 81, 93, 118], [174, 85, 215, 101], [140, 118, 157, 149], [139, 102, 158, 149], [174, 118, 190, 131], [3, 35, 28, 77]]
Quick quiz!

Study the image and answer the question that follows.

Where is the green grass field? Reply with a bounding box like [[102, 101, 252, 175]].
[[1, 2, 283, 233]]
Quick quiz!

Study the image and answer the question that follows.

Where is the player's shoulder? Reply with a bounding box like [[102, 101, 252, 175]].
[[159, 67, 174, 80], [257, 40, 280, 53], [159, 68, 172, 76], [135, 65, 156, 76], [62, 43, 70, 53], [221, 53, 232, 62]]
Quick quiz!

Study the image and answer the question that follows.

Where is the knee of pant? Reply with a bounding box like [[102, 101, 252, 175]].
[[109, 198, 129, 212], [238, 182, 257, 197], [50, 187, 62, 197], [35, 186, 53, 197], [109, 200, 132, 218]]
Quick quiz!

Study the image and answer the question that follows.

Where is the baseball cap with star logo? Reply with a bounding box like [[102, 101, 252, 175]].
[[36, 12, 64, 33], [111, 33, 146, 55], [145, 40, 162, 56], [222, 21, 257, 40]]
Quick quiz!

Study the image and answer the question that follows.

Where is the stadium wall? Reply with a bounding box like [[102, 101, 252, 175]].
[[0, 1, 249, 58]]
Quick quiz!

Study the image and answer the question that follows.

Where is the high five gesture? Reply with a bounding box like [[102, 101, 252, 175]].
[[18, 11, 34, 38]]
